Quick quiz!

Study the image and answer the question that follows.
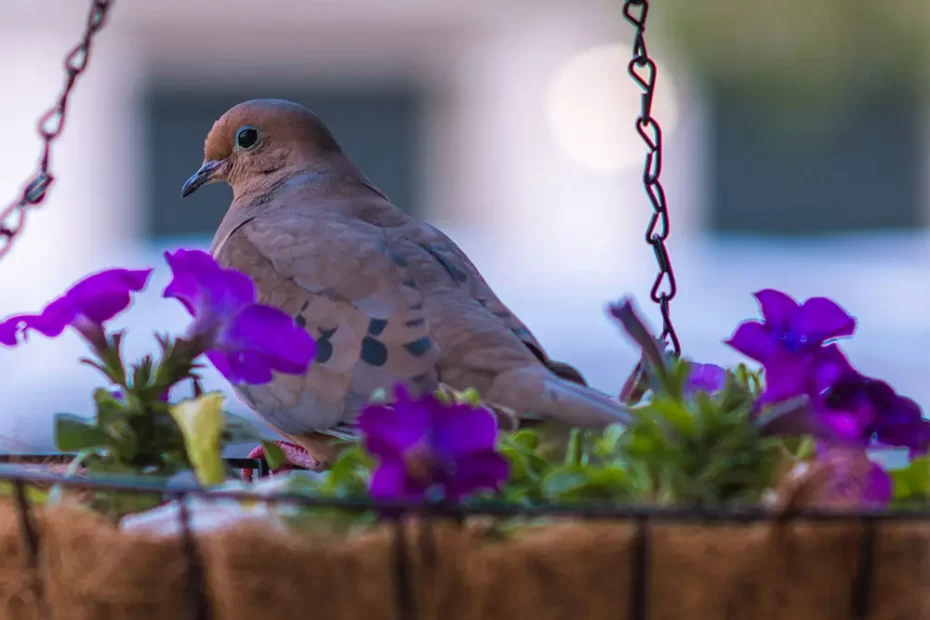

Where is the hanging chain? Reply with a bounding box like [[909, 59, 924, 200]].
[[623, 0, 680, 356], [0, 0, 114, 263]]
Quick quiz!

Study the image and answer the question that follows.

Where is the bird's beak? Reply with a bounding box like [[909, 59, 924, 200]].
[[180, 159, 225, 198]]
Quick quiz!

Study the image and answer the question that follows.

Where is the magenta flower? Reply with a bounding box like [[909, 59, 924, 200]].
[[162, 249, 316, 385], [726, 290, 856, 403], [821, 371, 930, 457], [0, 268, 152, 348], [685, 362, 727, 396], [725, 289, 930, 454], [726, 289, 856, 360], [359, 385, 509, 501]]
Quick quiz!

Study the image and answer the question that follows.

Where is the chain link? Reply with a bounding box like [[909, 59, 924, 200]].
[[623, 0, 680, 356], [0, 0, 113, 263]]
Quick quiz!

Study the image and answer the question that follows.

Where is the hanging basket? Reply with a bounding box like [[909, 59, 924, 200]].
[[1, 498, 928, 620]]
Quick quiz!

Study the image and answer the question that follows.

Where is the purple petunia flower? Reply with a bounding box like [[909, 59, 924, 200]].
[[726, 289, 856, 360], [0, 268, 152, 348], [162, 249, 316, 385], [725, 289, 930, 454], [684, 362, 727, 396], [821, 372, 930, 457], [359, 384, 509, 501], [725, 290, 857, 408]]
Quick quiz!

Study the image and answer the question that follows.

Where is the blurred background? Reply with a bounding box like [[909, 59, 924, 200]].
[[0, 0, 928, 457]]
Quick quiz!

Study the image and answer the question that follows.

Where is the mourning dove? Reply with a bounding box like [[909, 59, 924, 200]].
[[181, 98, 631, 465]]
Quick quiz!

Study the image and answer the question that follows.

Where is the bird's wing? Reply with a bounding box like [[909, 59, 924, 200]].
[[214, 209, 440, 436], [413, 222, 588, 386]]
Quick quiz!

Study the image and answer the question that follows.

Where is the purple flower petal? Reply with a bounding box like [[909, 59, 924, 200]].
[[66, 268, 153, 324], [684, 362, 727, 395], [754, 289, 798, 326], [219, 304, 316, 374], [431, 403, 499, 460], [163, 249, 255, 322], [874, 396, 930, 455], [209, 350, 275, 385], [0, 267, 151, 347], [163, 249, 315, 385], [442, 452, 509, 500], [361, 385, 508, 502], [369, 457, 426, 500], [817, 410, 867, 443], [812, 345, 856, 395], [725, 321, 775, 363], [794, 297, 856, 344], [359, 393, 430, 459], [757, 354, 813, 404]]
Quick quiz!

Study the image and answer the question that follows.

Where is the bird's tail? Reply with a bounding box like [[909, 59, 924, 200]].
[[487, 366, 634, 430]]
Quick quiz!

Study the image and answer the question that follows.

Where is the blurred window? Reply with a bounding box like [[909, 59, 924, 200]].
[[707, 82, 923, 234], [142, 83, 423, 239]]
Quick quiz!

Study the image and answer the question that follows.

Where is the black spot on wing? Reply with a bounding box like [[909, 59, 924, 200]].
[[294, 301, 310, 328], [493, 311, 512, 319], [368, 318, 388, 336], [361, 337, 388, 366], [403, 280, 419, 290], [405, 317, 426, 328], [403, 337, 433, 357], [422, 243, 468, 283], [316, 327, 337, 364]]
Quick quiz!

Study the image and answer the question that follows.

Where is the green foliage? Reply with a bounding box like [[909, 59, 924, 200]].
[[619, 365, 783, 504], [53, 333, 233, 519], [261, 440, 289, 470], [890, 456, 930, 505], [292, 353, 782, 511]]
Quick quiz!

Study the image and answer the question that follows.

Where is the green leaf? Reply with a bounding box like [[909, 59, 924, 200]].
[[261, 440, 289, 469], [501, 446, 532, 483], [511, 430, 540, 451], [564, 428, 585, 466], [645, 395, 694, 435], [131, 356, 155, 390], [54, 413, 111, 452], [92, 388, 126, 426], [542, 465, 630, 502], [891, 456, 930, 500], [324, 444, 372, 496]]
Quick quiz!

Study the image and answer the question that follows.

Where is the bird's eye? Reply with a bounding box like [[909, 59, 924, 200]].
[[235, 126, 260, 150]]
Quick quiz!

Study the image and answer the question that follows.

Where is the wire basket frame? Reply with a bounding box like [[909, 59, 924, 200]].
[[0, 459, 905, 620]]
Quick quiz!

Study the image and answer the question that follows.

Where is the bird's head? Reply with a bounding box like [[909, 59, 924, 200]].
[[180, 98, 341, 198]]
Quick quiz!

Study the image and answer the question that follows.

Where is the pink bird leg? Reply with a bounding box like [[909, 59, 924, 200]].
[[241, 441, 322, 482]]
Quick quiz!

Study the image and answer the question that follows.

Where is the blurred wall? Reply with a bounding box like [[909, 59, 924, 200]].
[[0, 1, 927, 451]]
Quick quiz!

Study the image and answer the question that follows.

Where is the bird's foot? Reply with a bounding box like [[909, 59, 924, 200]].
[[240, 441, 324, 482]]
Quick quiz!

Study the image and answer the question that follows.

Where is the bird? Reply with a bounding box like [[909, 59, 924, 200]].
[[181, 98, 632, 469]]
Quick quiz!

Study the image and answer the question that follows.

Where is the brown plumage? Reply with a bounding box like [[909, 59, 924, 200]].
[[181, 98, 631, 464]]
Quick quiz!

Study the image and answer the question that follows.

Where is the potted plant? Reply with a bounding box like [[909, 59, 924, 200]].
[[0, 249, 927, 619]]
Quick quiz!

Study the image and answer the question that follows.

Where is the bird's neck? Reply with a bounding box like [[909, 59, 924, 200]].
[[233, 154, 386, 205], [223, 153, 413, 236]]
